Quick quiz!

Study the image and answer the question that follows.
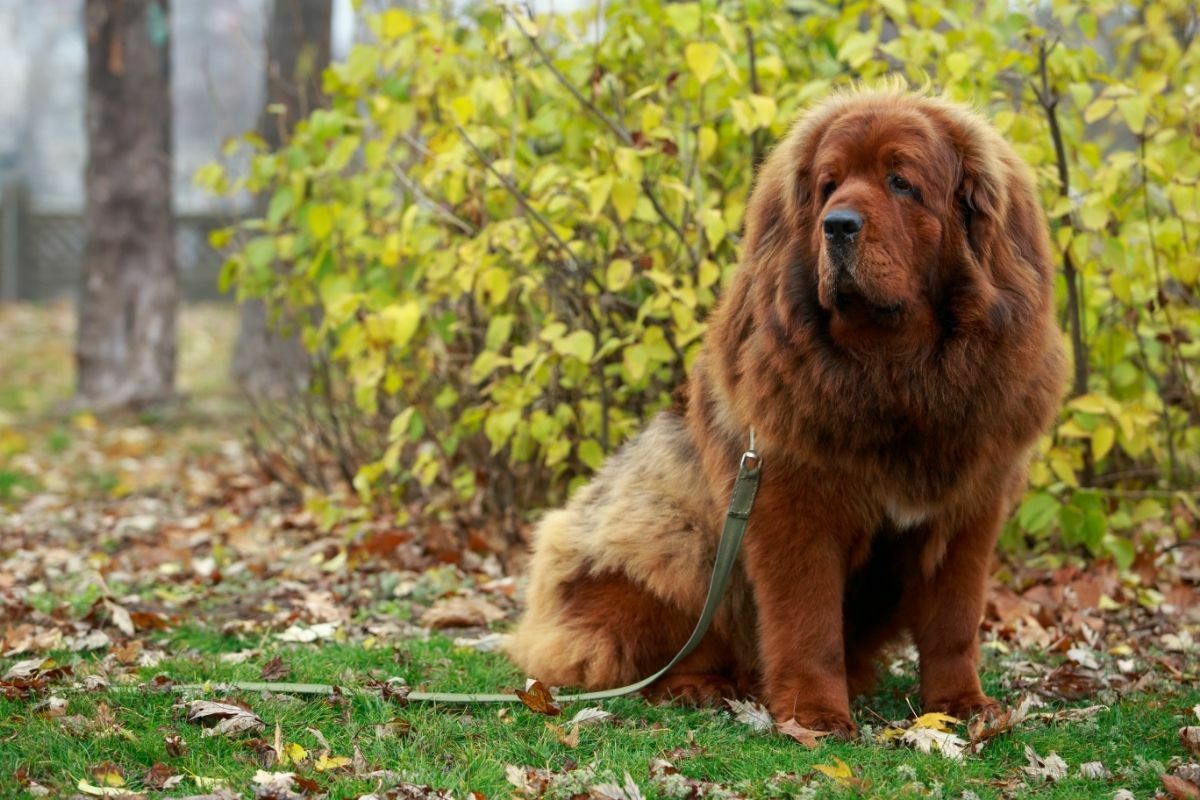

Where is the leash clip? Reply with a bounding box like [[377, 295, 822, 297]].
[[739, 426, 761, 471]]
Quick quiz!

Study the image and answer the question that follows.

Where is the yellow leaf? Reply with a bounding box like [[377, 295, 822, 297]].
[[1091, 424, 1116, 460], [588, 175, 614, 216], [449, 94, 475, 124], [641, 103, 664, 133], [699, 208, 727, 247], [837, 31, 878, 68], [684, 42, 721, 84], [698, 259, 721, 289], [611, 179, 638, 222], [1067, 394, 1110, 415], [553, 330, 595, 363], [697, 127, 718, 162], [813, 756, 855, 784], [1084, 98, 1114, 124], [314, 754, 352, 772], [607, 258, 633, 291], [730, 99, 757, 134], [748, 94, 777, 128], [614, 148, 643, 182], [281, 741, 309, 766], [910, 712, 959, 732], [577, 439, 604, 470], [945, 52, 970, 80], [1116, 96, 1147, 134], [380, 8, 413, 39], [379, 301, 421, 348], [76, 781, 130, 797], [307, 204, 334, 240]]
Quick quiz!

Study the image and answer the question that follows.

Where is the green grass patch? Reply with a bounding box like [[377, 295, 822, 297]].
[[1, 634, 1194, 799]]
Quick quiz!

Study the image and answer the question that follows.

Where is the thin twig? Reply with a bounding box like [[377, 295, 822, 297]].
[[454, 124, 580, 270], [389, 163, 478, 235], [1034, 39, 1093, 486]]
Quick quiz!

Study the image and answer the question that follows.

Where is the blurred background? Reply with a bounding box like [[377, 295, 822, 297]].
[[0, 0, 1196, 566]]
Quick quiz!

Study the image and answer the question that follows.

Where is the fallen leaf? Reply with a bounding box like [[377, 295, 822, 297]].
[[776, 718, 830, 749], [185, 700, 265, 737], [547, 722, 580, 747], [275, 622, 339, 643], [75, 780, 141, 798], [968, 696, 1033, 745], [1182, 727, 1200, 758], [421, 597, 506, 630], [260, 655, 290, 681], [452, 632, 507, 652], [163, 733, 187, 757], [1023, 745, 1069, 782], [1162, 774, 1200, 800], [515, 679, 561, 716], [90, 762, 125, 787], [1079, 761, 1112, 780], [910, 711, 960, 732], [105, 600, 135, 636], [590, 771, 645, 800], [569, 706, 613, 727], [813, 756, 860, 787], [141, 764, 175, 790], [902, 727, 968, 761], [314, 754, 352, 772], [725, 698, 773, 733]]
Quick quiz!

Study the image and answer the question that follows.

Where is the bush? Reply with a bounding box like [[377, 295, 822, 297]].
[[199, 0, 1200, 560]]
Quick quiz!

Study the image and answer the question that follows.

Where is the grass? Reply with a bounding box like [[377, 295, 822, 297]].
[[2, 632, 1195, 799]]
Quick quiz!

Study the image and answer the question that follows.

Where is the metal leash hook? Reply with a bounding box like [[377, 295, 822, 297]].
[[741, 425, 761, 472]]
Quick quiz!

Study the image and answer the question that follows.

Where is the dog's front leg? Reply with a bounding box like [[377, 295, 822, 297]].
[[907, 496, 1005, 720], [744, 482, 856, 738]]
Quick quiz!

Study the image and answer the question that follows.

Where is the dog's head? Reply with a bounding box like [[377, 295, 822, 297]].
[[744, 85, 1045, 348]]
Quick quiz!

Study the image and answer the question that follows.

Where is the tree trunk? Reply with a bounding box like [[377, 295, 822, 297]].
[[77, 0, 176, 410], [232, 0, 332, 398]]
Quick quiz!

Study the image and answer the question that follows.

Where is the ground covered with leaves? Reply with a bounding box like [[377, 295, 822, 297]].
[[2, 304, 1200, 799]]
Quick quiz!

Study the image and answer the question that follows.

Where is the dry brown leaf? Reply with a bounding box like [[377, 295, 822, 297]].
[[776, 718, 830, 749], [421, 596, 506, 629], [141, 763, 175, 791], [547, 722, 580, 748], [515, 679, 561, 716], [260, 655, 290, 681], [1162, 774, 1200, 800], [1182, 727, 1200, 758]]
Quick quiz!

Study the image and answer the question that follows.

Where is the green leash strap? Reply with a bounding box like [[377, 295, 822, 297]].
[[177, 444, 763, 705]]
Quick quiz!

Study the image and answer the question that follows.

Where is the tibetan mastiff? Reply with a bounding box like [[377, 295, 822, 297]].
[[507, 84, 1066, 737]]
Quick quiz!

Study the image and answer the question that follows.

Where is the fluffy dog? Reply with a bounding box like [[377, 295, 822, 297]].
[[507, 84, 1066, 736]]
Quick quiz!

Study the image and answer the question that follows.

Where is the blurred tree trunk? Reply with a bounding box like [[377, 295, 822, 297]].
[[232, 0, 332, 398], [77, 0, 176, 410]]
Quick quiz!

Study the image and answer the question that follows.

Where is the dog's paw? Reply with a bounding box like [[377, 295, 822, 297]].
[[777, 707, 858, 741], [923, 692, 1001, 722], [646, 673, 738, 708]]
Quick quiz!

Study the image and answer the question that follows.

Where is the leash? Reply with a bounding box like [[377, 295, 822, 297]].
[[176, 432, 762, 705]]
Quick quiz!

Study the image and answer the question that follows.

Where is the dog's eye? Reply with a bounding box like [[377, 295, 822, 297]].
[[888, 173, 915, 196], [821, 181, 837, 200]]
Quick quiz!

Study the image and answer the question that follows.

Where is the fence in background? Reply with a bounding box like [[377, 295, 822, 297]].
[[0, 179, 237, 302]]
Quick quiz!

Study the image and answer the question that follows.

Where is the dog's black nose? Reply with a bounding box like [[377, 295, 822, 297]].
[[823, 208, 863, 241]]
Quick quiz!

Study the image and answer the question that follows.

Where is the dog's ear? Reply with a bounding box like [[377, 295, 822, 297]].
[[744, 122, 820, 266], [956, 141, 1007, 263]]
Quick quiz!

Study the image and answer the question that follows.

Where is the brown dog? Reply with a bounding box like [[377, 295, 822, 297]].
[[506, 85, 1065, 737]]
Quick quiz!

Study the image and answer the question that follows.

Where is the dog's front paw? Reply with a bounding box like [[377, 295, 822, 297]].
[[772, 704, 857, 741], [923, 691, 1000, 721]]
